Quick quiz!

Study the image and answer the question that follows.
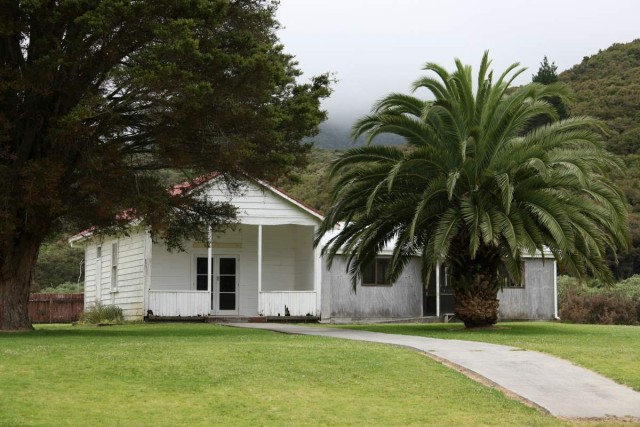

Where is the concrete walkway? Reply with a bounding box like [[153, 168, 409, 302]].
[[229, 323, 640, 420]]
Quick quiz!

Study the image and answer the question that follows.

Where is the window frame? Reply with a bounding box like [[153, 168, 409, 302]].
[[110, 242, 119, 293], [501, 262, 525, 289], [361, 256, 392, 286]]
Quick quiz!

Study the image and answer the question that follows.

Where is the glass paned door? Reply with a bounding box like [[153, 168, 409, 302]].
[[195, 256, 239, 315], [217, 257, 237, 312]]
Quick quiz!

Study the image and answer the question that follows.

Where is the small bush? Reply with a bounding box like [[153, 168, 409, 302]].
[[39, 281, 84, 294], [614, 275, 640, 300], [81, 302, 123, 325], [559, 284, 640, 325]]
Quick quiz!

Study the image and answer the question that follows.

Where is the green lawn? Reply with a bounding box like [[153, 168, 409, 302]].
[[340, 322, 640, 392], [0, 323, 612, 427]]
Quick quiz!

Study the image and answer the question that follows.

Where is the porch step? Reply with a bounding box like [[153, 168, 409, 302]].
[[146, 315, 208, 323], [206, 316, 267, 324]]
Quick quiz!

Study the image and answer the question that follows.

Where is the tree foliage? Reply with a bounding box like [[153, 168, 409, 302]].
[[561, 39, 640, 155], [32, 235, 84, 291], [526, 56, 568, 130], [318, 53, 629, 327], [276, 148, 339, 213], [560, 39, 640, 278], [532, 56, 559, 84], [0, 0, 330, 330]]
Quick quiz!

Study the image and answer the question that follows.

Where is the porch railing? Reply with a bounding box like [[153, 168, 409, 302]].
[[259, 291, 317, 316], [148, 290, 209, 317]]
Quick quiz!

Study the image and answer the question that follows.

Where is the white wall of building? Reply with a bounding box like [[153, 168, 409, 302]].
[[83, 231, 146, 319]]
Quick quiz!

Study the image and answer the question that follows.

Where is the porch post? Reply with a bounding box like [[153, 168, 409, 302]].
[[257, 225, 263, 313], [435, 263, 441, 317], [207, 226, 213, 312], [142, 229, 153, 316], [313, 225, 321, 316]]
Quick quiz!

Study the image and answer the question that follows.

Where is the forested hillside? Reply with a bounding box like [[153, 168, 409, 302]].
[[275, 149, 339, 213], [559, 39, 640, 277], [560, 39, 640, 155]]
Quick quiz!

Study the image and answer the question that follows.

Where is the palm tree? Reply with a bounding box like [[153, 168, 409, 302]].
[[317, 53, 629, 327]]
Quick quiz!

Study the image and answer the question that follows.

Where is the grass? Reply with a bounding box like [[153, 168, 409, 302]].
[[339, 322, 640, 392], [0, 323, 616, 427]]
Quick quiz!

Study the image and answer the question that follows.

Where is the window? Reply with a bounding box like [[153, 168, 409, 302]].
[[96, 246, 101, 258], [442, 265, 454, 293], [111, 242, 118, 292], [500, 263, 525, 288], [195, 257, 210, 291], [362, 257, 391, 285]]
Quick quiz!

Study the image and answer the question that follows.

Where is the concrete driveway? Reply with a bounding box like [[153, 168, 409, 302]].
[[229, 323, 640, 420]]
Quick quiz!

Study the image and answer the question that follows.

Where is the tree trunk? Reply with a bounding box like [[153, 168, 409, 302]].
[[454, 278, 500, 328], [0, 234, 41, 331], [449, 246, 501, 328]]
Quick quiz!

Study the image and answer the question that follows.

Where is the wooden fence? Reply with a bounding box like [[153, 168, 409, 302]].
[[29, 293, 84, 323]]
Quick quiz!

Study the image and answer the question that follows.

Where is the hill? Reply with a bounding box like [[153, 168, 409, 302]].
[[309, 122, 404, 150], [560, 39, 640, 277], [560, 39, 640, 155]]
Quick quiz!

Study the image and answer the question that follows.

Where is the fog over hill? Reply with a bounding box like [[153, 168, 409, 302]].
[[309, 121, 404, 150]]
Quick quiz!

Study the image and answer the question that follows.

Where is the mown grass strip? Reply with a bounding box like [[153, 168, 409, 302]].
[[0, 323, 581, 426]]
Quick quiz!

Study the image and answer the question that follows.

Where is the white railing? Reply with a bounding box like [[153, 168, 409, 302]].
[[148, 290, 210, 317], [259, 291, 317, 316]]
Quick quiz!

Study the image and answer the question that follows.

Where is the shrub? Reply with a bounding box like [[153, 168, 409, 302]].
[[559, 278, 640, 325], [39, 281, 84, 294], [81, 302, 123, 325], [614, 275, 640, 300]]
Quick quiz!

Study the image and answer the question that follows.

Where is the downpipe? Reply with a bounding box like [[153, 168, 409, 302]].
[[553, 260, 560, 321]]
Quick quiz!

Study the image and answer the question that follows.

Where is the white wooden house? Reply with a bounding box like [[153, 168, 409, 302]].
[[71, 176, 323, 319], [71, 175, 558, 322]]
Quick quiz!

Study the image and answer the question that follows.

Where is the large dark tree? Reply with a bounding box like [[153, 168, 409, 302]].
[[318, 53, 629, 328], [0, 0, 330, 330]]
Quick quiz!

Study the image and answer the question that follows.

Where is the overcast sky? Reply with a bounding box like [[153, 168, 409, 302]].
[[276, 0, 640, 126]]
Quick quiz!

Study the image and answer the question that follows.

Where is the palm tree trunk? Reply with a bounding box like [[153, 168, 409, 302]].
[[454, 278, 500, 328], [451, 249, 501, 328]]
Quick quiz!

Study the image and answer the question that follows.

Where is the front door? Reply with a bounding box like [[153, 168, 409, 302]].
[[195, 256, 239, 315], [215, 256, 238, 315], [424, 265, 455, 316]]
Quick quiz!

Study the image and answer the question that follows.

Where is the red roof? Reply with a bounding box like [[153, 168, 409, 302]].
[[169, 172, 220, 196]]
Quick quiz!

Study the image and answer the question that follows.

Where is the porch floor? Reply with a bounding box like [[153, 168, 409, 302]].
[[145, 315, 319, 324]]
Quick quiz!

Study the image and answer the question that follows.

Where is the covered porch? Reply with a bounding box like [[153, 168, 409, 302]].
[[146, 223, 321, 318]]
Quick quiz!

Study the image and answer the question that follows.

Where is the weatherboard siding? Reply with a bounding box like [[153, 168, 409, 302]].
[[204, 180, 319, 226], [498, 258, 556, 320], [321, 256, 423, 322], [112, 233, 146, 319], [321, 256, 556, 322], [83, 233, 146, 320]]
